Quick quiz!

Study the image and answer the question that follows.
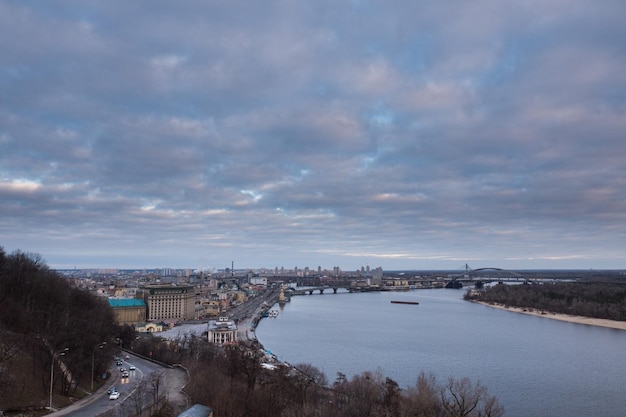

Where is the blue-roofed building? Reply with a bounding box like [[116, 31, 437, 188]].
[[108, 298, 146, 325]]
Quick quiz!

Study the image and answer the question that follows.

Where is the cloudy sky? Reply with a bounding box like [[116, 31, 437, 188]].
[[1, 0, 625, 271]]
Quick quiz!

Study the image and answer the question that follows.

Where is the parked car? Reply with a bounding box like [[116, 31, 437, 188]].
[[109, 391, 120, 400]]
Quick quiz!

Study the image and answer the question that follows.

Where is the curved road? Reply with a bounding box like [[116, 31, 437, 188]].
[[49, 353, 188, 417]]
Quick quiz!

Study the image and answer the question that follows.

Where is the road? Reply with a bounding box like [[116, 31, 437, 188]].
[[48, 353, 188, 417]]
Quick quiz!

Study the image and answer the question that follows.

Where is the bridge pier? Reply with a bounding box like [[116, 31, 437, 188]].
[[333, 288, 338, 294]]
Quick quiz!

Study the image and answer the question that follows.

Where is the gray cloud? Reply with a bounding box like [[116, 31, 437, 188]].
[[1, 0, 625, 270]]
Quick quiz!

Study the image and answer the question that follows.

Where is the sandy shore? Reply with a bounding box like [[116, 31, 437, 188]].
[[474, 301, 626, 331]]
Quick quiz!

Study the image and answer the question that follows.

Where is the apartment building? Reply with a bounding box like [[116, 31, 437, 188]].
[[141, 284, 196, 322]]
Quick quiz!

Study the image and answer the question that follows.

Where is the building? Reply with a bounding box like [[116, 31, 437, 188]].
[[135, 322, 165, 333], [108, 298, 146, 325], [207, 317, 238, 345], [141, 285, 196, 322], [249, 276, 267, 286]]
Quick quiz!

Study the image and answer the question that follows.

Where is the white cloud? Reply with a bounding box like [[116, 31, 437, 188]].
[[0, 0, 624, 270]]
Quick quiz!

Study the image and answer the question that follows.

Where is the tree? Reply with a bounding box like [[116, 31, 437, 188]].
[[290, 363, 328, 406], [401, 372, 442, 417], [440, 376, 504, 417]]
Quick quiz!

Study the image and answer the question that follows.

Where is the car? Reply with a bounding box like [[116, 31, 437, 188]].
[[116, 361, 123, 366], [122, 371, 129, 378], [120, 367, 126, 372], [107, 387, 117, 395], [129, 365, 136, 371], [109, 391, 120, 400]]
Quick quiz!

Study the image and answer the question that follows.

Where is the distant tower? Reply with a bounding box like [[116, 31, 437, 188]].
[[232, 261, 234, 278]]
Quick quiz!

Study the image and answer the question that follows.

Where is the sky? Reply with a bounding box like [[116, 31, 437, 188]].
[[1, 0, 625, 271]]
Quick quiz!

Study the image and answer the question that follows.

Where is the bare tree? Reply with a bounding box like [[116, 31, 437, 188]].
[[401, 372, 442, 417], [0, 331, 19, 365], [290, 363, 328, 406], [151, 371, 167, 410], [128, 377, 150, 417], [440, 376, 504, 417]]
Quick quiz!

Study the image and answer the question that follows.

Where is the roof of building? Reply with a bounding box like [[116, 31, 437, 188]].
[[143, 284, 194, 294], [177, 404, 213, 417], [207, 317, 237, 331], [108, 298, 146, 308]]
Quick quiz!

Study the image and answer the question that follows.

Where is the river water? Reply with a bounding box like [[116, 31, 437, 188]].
[[254, 288, 626, 417]]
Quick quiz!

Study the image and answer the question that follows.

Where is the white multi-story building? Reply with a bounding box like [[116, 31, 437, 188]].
[[207, 317, 238, 345]]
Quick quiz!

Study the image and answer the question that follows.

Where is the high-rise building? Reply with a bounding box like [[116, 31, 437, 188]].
[[141, 284, 195, 322]]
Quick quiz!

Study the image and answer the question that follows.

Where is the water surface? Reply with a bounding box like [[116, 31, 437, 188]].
[[255, 288, 626, 417]]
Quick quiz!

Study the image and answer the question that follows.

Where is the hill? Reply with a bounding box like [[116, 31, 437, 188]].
[[0, 246, 120, 412]]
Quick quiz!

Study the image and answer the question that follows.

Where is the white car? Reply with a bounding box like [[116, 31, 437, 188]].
[[129, 365, 136, 371], [109, 391, 120, 400]]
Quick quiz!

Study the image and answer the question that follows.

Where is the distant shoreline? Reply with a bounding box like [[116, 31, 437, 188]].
[[473, 300, 626, 331]]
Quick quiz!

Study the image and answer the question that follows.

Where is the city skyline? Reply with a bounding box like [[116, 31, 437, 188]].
[[1, 1, 625, 271]]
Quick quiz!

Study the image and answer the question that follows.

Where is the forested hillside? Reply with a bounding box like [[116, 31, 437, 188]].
[[465, 282, 626, 321], [0, 246, 120, 410]]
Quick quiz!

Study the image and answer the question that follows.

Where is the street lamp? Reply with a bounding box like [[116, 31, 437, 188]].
[[49, 347, 69, 410], [91, 342, 107, 391]]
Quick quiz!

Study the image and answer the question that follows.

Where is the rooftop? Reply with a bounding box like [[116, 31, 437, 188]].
[[108, 298, 146, 308]]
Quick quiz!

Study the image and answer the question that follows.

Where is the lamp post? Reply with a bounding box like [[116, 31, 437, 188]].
[[49, 347, 69, 410], [91, 342, 106, 391]]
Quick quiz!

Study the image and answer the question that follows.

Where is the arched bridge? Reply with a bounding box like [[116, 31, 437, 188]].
[[448, 267, 532, 287]]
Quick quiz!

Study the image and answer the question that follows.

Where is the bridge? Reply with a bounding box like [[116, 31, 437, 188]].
[[272, 267, 536, 296], [447, 267, 533, 288], [285, 279, 361, 295]]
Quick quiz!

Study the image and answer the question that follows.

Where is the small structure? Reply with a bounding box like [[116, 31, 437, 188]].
[[135, 322, 164, 333], [278, 286, 289, 304], [207, 317, 238, 345], [178, 404, 213, 417]]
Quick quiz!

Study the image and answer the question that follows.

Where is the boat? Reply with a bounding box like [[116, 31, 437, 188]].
[[390, 300, 419, 305]]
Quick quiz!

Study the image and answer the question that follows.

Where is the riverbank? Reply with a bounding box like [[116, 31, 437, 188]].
[[474, 300, 626, 330]]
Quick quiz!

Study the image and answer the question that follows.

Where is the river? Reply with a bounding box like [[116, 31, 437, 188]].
[[254, 288, 626, 417]]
